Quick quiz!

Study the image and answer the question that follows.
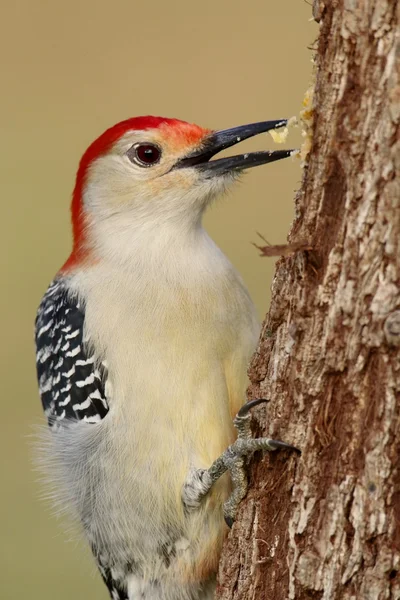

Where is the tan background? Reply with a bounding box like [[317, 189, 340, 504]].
[[0, 2, 314, 598]]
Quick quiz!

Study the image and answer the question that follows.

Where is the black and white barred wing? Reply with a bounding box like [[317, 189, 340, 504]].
[[35, 279, 109, 426]]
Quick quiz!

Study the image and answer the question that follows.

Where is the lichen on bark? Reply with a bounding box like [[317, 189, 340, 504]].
[[217, 1, 400, 599]]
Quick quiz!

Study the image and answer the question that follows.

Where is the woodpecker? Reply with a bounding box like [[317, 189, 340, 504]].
[[35, 116, 298, 600]]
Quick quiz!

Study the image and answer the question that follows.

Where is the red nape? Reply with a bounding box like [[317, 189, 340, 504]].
[[60, 116, 205, 272]]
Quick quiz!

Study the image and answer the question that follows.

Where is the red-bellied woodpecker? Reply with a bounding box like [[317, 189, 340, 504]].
[[35, 116, 299, 600]]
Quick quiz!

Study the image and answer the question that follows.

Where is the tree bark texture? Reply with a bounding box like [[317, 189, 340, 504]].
[[217, 2, 400, 599]]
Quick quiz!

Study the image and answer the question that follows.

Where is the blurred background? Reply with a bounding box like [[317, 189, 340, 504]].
[[0, 1, 314, 598]]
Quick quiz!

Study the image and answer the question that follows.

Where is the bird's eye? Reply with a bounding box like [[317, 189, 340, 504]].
[[127, 143, 162, 167]]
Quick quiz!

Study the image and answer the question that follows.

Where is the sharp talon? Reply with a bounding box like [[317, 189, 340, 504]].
[[268, 439, 301, 454], [224, 515, 234, 528], [237, 398, 270, 417]]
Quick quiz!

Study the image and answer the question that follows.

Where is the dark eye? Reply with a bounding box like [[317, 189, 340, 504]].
[[127, 143, 161, 167]]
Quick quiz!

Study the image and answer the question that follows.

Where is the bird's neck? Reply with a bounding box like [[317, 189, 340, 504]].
[[72, 209, 225, 280]]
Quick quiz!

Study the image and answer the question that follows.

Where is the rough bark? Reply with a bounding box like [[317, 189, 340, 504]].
[[217, 1, 400, 599]]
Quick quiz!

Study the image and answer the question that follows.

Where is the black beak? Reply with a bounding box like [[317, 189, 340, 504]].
[[174, 120, 295, 176]]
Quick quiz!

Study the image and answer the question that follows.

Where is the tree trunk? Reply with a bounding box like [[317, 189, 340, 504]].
[[217, 1, 400, 599]]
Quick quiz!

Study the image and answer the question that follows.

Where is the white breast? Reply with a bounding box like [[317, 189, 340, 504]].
[[62, 226, 259, 583]]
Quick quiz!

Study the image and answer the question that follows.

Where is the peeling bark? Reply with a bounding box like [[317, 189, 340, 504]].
[[217, 1, 400, 599]]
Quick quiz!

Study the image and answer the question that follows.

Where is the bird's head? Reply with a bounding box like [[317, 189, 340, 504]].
[[63, 116, 293, 271]]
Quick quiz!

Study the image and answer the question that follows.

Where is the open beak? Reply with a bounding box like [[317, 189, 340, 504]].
[[175, 120, 295, 176]]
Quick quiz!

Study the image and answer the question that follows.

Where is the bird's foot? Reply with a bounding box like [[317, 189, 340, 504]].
[[182, 399, 300, 526]]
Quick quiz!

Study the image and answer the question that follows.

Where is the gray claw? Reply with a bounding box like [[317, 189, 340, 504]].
[[224, 515, 234, 529], [237, 398, 270, 417], [268, 439, 301, 454]]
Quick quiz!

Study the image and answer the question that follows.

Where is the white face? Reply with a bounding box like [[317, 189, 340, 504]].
[[83, 127, 239, 231]]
